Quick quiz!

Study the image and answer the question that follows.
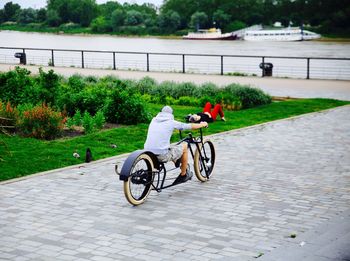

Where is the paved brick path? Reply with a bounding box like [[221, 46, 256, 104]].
[[1, 106, 349, 260]]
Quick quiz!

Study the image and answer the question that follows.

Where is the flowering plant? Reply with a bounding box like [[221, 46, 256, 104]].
[[19, 103, 65, 140], [0, 101, 18, 121]]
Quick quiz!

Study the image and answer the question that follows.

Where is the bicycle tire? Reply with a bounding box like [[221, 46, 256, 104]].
[[194, 140, 216, 182], [123, 153, 154, 206]]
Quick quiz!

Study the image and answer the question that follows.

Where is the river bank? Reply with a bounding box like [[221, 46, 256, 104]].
[[1, 24, 349, 42], [0, 24, 183, 39]]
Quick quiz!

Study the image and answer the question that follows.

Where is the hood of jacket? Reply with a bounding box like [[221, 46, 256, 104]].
[[154, 112, 174, 122]]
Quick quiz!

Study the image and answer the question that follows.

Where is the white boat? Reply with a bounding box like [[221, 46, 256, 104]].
[[302, 30, 322, 40], [244, 28, 321, 41], [183, 28, 237, 40]]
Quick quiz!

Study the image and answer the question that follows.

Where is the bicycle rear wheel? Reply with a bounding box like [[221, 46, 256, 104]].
[[123, 153, 154, 206], [194, 140, 215, 182]]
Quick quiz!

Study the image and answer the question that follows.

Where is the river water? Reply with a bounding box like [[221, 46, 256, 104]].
[[0, 31, 350, 79]]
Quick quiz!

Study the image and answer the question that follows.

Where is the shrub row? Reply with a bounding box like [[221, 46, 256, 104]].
[[0, 67, 271, 113], [0, 67, 272, 139], [135, 77, 271, 109]]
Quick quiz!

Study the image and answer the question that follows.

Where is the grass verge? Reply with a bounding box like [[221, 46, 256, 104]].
[[0, 98, 348, 182]]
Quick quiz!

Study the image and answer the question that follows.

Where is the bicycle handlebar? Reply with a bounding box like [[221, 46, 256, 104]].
[[178, 127, 204, 144]]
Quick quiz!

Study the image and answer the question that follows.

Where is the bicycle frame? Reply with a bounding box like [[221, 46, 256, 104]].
[[151, 128, 209, 192], [116, 128, 212, 192]]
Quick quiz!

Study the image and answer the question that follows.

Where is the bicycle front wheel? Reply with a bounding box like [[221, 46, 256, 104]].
[[123, 153, 154, 206], [194, 140, 216, 182]]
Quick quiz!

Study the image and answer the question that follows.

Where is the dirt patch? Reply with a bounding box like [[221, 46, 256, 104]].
[[61, 123, 122, 138], [272, 96, 300, 101]]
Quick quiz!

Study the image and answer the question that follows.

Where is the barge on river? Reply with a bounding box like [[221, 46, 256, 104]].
[[244, 28, 321, 41], [183, 28, 237, 40]]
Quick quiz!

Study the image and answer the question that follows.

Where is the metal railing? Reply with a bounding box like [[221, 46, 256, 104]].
[[1, 46, 349, 80]]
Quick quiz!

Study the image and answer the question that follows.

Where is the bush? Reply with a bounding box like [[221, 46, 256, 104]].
[[0, 67, 33, 105], [56, 86, 81, 116], [18, 103, 65, 140], [79, 86, 109, 115], [56, 77, 108, 116], [177, 96, 199, 106], [85, 75, 98, 83], [150, 81, 176, 98], [215, 93, 242, 111], [141, 94, 152, 103], [199, 95, 216, 107], [66, 109, 105, 134], [0, 67, 61, 106], [36, 68, 60, 105], [165, 96, 177, 105], [93, 110, 106, 130], [17, 103, 34, 118], [117, 79, 137, 93], [136, 76, 157, 94], [172, 82, 197, 99], [195, 82, 218, 97], [82, 111, 94, 134], [103, 89, 150, 125], [67, 74, 86, 92], [65, 117, 75, 130], [73, 110, 82, 126], [224, 84, 272, 109]]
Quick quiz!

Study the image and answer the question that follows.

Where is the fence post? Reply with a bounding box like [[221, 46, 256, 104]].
[[22, 48, 27, 65], [261, 56, 265, 77], [51, 50, 55, 67], [147, 53, 149, 72], [81, 51, 84, 68], [182, 54, 185, 73], [221, 55, 224, 75], [113, 52, 116, 70], [306, 58, 310, 79]]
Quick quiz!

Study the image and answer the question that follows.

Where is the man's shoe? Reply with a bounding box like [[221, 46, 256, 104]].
[[173, 171, 193, 185], [221, 117, 226, 122], [184, 171, 193, 182]]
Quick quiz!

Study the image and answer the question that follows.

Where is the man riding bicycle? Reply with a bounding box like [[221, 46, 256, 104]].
[[144, 106, 208, 185]]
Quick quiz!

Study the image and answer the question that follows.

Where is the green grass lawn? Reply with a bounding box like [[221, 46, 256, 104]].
[[0, 98, 348, 182]]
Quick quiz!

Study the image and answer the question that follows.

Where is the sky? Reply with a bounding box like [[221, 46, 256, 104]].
[[0, 0, 163, 9]]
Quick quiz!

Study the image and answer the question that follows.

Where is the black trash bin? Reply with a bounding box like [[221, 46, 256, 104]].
[[14, 52, 27, 65], [259, 62, 273, 76]]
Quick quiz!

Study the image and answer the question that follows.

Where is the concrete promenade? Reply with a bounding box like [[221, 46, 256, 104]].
[[1, 105, 350, 260], [1, 64, 350, 260], [0, 63, 350, 100]]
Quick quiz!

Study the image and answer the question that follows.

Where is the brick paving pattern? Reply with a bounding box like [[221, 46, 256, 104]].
[[1, 106, 349, 260]]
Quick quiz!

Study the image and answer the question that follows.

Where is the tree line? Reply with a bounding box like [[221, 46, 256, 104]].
[[0, 0, 349, 36]]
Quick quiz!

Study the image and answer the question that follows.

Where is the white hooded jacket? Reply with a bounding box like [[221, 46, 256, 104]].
[[144, 111, 191, 155]]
